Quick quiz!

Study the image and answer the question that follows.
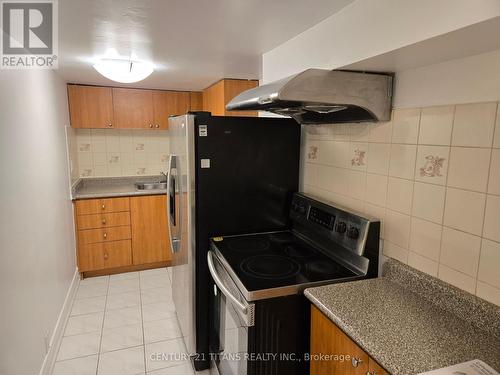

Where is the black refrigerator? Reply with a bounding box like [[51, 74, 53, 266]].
[[167, 112, 300, 370]]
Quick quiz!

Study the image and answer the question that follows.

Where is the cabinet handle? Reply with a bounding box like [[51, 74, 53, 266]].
[[103, 232, 107, 239], [366, 372, 378, 375], [107, 123, 112, 127], [101, 204, 105, 210], [351, 358, 363, 368], [155, 124, 159, 128], [102, 219, 106, 225], [149, 124, 153, 128], [103, 253, 108, 260]]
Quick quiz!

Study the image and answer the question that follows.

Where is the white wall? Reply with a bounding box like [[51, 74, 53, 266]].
[[0, 70, 77, 375], [262, 0, 500, 83], [394, 49, 500, 108]]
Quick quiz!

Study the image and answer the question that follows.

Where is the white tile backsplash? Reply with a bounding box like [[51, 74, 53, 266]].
[[418, 105, 454, 146], [440, 227, 481, 277], [391, 108, 420, 144], [412, 182, 445, 224], [389, 144, 417, 180], [483, 194, 500, 243], [444, 188, 486, 236], [452, 102, 497, 147], [447, 147, 491, 192], [301, 102, 500, 306], [488, 149, 500, 195], [386, 177, 413, 214], [75, 129, 169, 178]]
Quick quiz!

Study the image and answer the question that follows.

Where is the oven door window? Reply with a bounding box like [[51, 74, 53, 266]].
[[212, 284, 248, 375]]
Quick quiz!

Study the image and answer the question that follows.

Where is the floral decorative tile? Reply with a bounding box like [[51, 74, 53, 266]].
[[136, 143, 145, 151], [80, 168, 93, 177], [136, 167, 146, 175], [108, 155, 120, 164], [79, 143, 91, 152], [308, 146, 318, 160], [351, 148, 366, 167], [420, 155, 446, 177]]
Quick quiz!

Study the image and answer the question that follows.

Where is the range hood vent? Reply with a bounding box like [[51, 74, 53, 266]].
[[226, 69, 393, 124]]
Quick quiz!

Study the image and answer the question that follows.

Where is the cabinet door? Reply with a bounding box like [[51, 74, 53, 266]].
[[152, 91, 190, 129], [78, 240, 132, 271], [369, 358, 390, 375], [130, 195, 171, 264], [310, 305, 369, 375], [189, 91, 203, 111], [75, 197, 130, 215], [203, 80, 226, 115], [223, 79, 258, 117], [68, 85, 114, 128], [112, 88, 154, 129]]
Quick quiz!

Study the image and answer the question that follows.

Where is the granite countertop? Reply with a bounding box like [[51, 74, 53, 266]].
[[305, 260, 500, 375], [72, 176, 167, 200]]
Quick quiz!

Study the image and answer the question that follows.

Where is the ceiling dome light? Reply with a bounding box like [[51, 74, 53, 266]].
[[93, 58, 154, 83]]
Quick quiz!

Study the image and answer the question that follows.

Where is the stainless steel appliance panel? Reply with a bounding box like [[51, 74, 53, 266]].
[[169, 114, 197, 355]]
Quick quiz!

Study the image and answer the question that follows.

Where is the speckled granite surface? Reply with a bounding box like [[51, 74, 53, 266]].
[[72, 176, 167, 200], [305, 260, 500, 375]]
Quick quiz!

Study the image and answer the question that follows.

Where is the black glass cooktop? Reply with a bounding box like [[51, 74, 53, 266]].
[[210, 231, 358, 292]]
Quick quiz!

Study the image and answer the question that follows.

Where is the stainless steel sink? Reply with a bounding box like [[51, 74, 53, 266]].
[[135, 182, 167, 190]]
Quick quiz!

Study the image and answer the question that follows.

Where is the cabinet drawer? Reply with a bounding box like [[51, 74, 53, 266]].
[[78, 240, 132, 271], [76, 212, 131, 230], [75, 197, 130, 215], [78, 226, 131, 245]]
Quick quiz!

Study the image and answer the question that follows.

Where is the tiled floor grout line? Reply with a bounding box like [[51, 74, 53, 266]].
[[138, 273, 148, 375], [95, 276, 110, 375]]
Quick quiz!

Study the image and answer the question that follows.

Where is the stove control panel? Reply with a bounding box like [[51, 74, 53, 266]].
[[290, 193, 379, 256], [308, 206, 335, 230]]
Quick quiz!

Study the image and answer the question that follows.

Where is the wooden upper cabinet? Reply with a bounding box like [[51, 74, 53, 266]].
[[112, 88, 154, 129], [203, 80, 226, 116], [68, 85, 114, 128], [203, 79, 258, 117], [224, 79, 259, 117], [153, 91, 190, 129], [130, 195, 171, 265], [189, 92, 203, 111]]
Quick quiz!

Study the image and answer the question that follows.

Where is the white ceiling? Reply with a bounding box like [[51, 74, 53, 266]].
[[59, 0, 354, 90], [58, 0, 354, 91]]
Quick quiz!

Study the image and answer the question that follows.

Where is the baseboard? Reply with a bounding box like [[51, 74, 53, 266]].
[[38, 268, 80, 375]]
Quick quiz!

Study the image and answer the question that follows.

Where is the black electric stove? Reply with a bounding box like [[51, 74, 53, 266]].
[[212, 230, 357, 297], [208, 193, 381, 375]]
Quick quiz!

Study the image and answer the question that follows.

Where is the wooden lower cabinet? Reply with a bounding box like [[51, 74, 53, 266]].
[[75, 195, 171, 276], [130, 195, 171, 265], [78, 240, 132, 272], [310, 305, 390, 375]]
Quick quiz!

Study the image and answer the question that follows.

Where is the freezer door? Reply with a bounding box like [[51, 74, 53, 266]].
[[168, 114, 196, 356]]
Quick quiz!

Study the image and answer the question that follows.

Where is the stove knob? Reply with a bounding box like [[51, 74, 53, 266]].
[[335, 221, 347, 234], [347, 226, 359, 240], [298, 205, 307, 215]]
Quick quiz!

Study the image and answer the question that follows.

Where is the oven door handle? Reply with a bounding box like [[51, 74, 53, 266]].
[[207, 251, 249, 316]]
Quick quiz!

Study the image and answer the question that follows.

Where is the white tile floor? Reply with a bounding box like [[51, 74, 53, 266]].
[[52, 267, 195, 375]]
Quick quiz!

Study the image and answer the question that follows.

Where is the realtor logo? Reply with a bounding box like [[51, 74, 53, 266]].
[[1, 0, 58, 69]]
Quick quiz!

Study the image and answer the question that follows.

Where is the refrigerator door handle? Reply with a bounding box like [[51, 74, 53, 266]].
[[207, 251, 254, 326], [166, 154, 180, 254]]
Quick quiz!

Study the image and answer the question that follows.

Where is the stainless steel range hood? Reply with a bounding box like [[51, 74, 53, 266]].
[[226, 69, 393, 124]]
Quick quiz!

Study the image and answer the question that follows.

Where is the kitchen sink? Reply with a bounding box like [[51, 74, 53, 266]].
[[135, 182, 167, 190]]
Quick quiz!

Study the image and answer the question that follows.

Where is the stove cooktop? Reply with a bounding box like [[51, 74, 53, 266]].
[[210, 230, 359, 295]]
